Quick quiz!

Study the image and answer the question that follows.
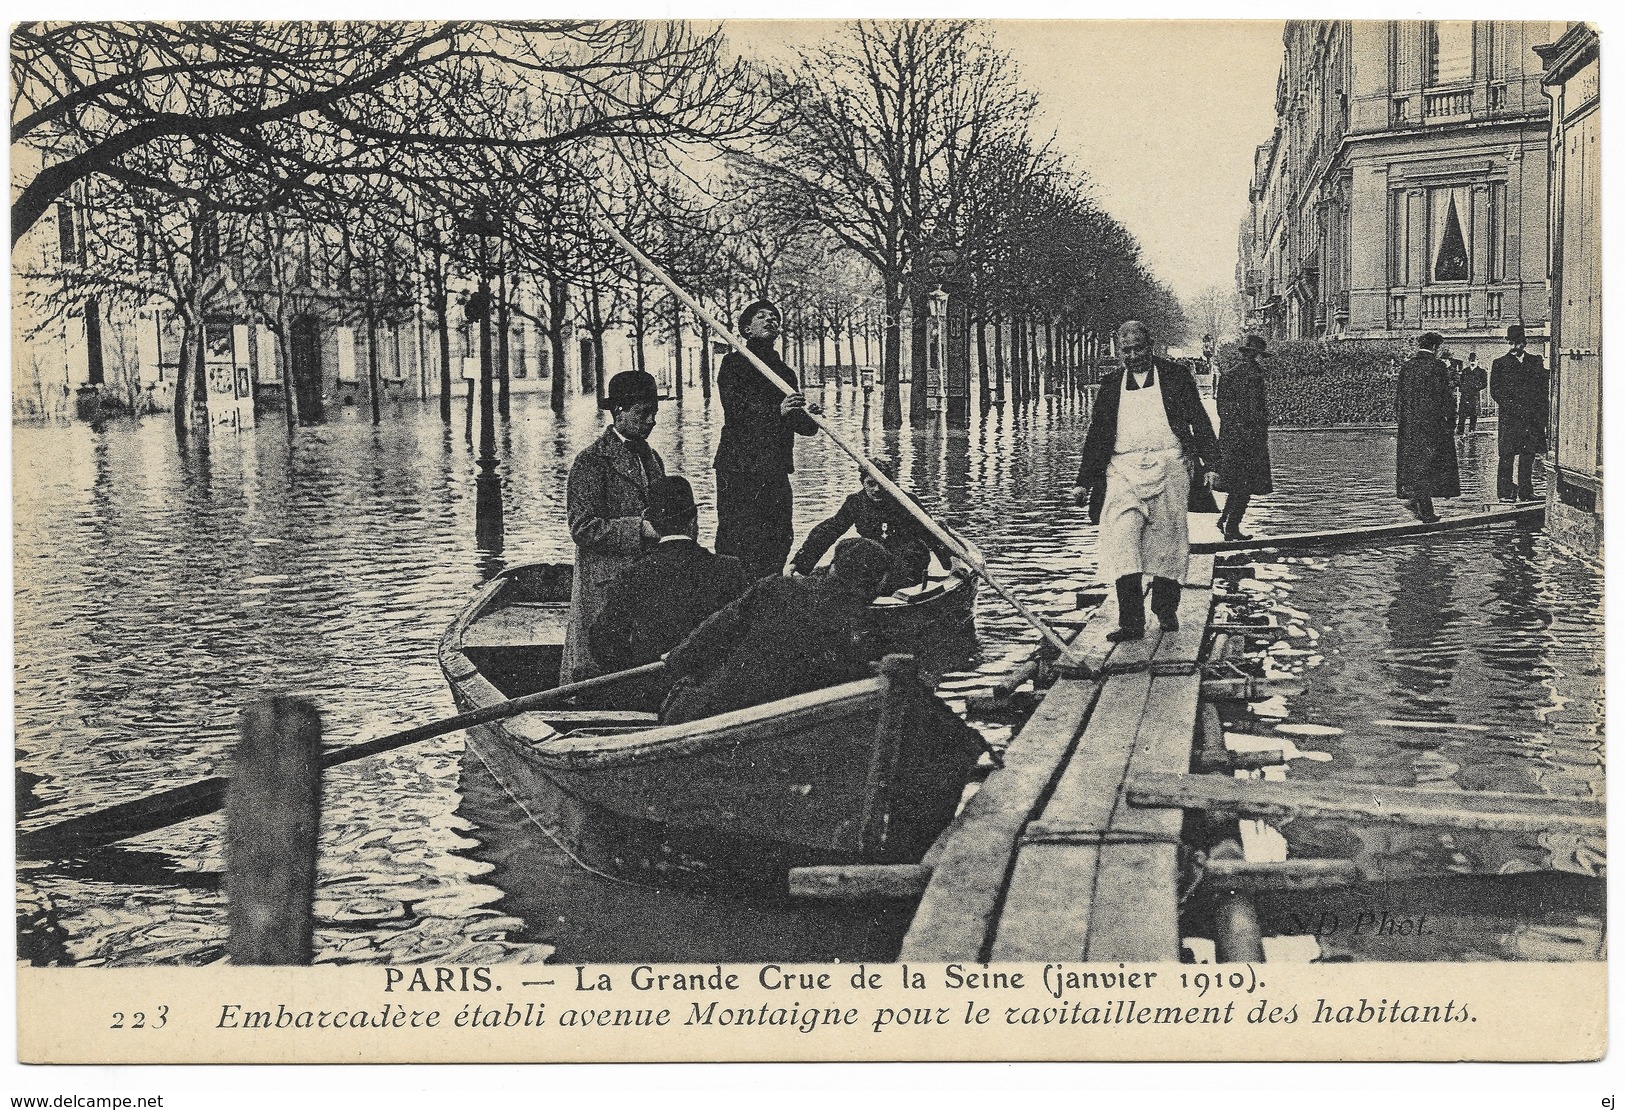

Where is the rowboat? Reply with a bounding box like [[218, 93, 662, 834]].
[[437, 551, 987, 892]]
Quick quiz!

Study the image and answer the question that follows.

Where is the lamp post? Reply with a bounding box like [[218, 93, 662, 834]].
[[926, 284, 949, 414], [458, 205, 504, 553]]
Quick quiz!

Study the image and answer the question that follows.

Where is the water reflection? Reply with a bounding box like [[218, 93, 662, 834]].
[[13, 389, 1604, 965]]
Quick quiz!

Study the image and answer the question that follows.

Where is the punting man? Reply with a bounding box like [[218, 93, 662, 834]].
[[589, 476, 749, 712], [560, 370, 665, 686], [1070, 319, 1221, 643], [1215, 335, 1274, 542], [1490, 324, 1550, 502], [790, 456, 937, 594], [714, 298, 821, 581], [1394, 331, 1460, 524], [660, 537, 892, 725]]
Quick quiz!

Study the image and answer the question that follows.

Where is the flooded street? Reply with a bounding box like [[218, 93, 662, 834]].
[[13, 388, 1604, 966]]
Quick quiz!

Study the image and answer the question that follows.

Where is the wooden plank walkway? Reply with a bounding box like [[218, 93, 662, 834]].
[[900, 556, 1215, 961]]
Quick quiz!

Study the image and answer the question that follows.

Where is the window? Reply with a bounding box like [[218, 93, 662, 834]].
[[1431, 186, 1471, 283], [1429, 22, 1473, 85]]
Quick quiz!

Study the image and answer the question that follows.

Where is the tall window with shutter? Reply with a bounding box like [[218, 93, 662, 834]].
[[1429, 22, 1473, 85]]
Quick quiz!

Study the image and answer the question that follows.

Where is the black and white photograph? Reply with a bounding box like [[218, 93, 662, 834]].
[[6, 12, 1607, 1082]]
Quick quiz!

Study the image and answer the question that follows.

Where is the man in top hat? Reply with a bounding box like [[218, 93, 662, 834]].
[[1070, 319, 1221, 642], [560, 369, 665, 686], [661, 537, 892, 725], [1394, 331, 1460, 523], [790, 456, 939, 594], [714, 298, 821, 581], [589, 476, 750, 711], [1215, 335, 1275, 541], [1490, 324, 1550, 501]]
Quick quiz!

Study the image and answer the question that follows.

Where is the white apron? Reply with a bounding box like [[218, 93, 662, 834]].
[[1098, 370, 1192, 583]]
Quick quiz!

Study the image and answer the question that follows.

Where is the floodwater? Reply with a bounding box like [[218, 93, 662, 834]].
[[13, 385, 1604, 966]]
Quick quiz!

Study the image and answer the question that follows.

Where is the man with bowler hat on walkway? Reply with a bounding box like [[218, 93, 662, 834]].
[[1216, 334, 1274, 541], [1490, 324, 1549, 501], [1395, 331, 1459, 524], [560, 369, 665, 685]]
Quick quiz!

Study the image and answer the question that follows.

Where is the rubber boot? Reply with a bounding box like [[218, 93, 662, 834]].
[[1151, 576, 1182, 631], [1107, 574, 1144, 642]]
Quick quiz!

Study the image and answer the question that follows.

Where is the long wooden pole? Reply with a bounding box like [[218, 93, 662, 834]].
[[598, 219, 1083, 666], [18, 661, 666, 857]]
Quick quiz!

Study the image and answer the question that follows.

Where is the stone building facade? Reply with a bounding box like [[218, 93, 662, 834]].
[[1238, 21, 1564, 357]]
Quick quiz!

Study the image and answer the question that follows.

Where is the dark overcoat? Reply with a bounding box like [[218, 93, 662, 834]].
[[661, 572, 878, 725], [1490, 351, 1550, 456], [560, 426, 666, 685], [714, 339, 819, 475], [1075, 358, 1222, 517], [1394, 351, 1461, 499], [1216, 355, 1274, 495]]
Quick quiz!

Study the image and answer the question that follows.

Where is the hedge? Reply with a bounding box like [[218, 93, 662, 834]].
[[1220, 338, 1496, 427]]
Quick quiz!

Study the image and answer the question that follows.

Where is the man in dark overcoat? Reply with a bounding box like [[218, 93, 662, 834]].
[[1490, 324, 1550, 501], [714, 299, 821, 581], [790, 457, 937, 594], [560, 370, 665, 685], [1456, 351, 1487, 435], [660, 537, 891, 725], [589, 476, 750, 711], [1216, 335, 1274, 541], [1070, 319, 1221, 642], [1394, 331, 1460, 523]]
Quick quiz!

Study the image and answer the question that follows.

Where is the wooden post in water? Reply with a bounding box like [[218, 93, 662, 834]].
[[227, 697, 322, 965]]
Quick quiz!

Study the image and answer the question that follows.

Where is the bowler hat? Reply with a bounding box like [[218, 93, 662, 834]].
[[1418, 331, 1444, 351], [644, 475, 698, 525], [1506, 324, 1527, 343], [1239, 335, 1270, 356], [832, 536, 892, 586], [606, 370, 659, 410]]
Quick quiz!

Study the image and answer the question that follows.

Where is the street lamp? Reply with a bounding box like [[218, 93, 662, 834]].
[[457, 203, 503, 553]]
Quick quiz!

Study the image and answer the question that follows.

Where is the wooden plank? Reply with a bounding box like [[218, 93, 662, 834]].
[[899, 677, 1101, 960], [788, 864, 931, 900], [988, 844, 1101, 959], [988, 672, 1153, 959], [1083, 842, 1181, 961], [1127, 772, 1606, 835], [1201, 857, 1358, 893], [1150, 579, 1215, 666], [1191, 504, 1544, 555]]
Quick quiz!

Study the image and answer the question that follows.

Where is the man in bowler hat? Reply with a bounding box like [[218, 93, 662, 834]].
[[560, 370, 665, 685], [1490, 324, 1550, 501]]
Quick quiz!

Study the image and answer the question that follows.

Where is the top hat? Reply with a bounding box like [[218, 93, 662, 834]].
[[644, 475, 698, 525], [1239, 335, 1270, 356], [606, 370, 659, 410], [1506, 324, 1527, 343]]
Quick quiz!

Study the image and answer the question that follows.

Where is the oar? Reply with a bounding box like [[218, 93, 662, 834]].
[[17, 661, 666, 858], [598, 218, 1087, 670]]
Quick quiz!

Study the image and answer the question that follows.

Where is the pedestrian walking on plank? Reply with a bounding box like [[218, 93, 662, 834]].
[[559, 369, 665, 686], [714, 299, 821, 581], [1071, 319, 1221, 642], [1215, 334, 1274, 541], [1490, 324, 1550, 501], [1394, 331, 1460, 524]]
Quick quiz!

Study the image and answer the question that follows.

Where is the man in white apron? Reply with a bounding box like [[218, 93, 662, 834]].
[[1071, 320, 1221, 641]]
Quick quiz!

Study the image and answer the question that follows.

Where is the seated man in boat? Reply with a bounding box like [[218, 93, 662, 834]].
[[588, 476, 750, 712], [559, 370, 664, 686], [660, 537, 894, 725], [789, 457, 940, 595]]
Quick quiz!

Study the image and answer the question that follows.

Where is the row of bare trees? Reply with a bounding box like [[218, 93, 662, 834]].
[[13, 19, 1188, 436]]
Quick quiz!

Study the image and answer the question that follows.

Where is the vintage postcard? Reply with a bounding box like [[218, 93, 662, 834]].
[[7, 10, 1607, 1087]]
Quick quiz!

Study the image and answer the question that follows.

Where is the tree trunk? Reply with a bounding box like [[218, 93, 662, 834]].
[[975, 312, 989, 408], [699, 320, 712, 401], [433, 270, 452, 425], [671, 296, 684, 402], [270, 318, 300, 429], [173, 321, 193, 439], [848, 323, 860, 387], [548, 276, 569, 413], [882, 286, 903, 428]]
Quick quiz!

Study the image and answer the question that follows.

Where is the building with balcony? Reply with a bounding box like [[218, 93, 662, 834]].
[[1238, 21, 1562, 356]]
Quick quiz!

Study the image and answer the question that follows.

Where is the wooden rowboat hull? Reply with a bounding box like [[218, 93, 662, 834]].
[[440, 564, 985, 892]]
